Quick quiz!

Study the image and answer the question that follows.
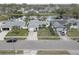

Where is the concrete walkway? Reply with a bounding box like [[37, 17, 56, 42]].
[[25, 31, 38, 54], [0, 31, 9, 40], [68, 50, 79, 55], [27, 31, 38, 40], [23, 50, 37, 55]]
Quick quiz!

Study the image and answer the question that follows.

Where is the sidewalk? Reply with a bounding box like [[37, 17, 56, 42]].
[[23, 50, 37, 55]]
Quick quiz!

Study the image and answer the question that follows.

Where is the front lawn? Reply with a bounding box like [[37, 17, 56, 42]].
[[38, 27, 53, 36], [67, 28, 79, 37], [0, 50, 23, 55], [37, 50, 70, 55], [0, 15, 9, 21], [0, 50, 15, 54], [67, 28, 79, 40], [6, 27, 28, 36], [37, 27, 59, 40]]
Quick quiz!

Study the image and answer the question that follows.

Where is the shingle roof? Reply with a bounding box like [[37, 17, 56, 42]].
[[1, 19, 25, 28], [28, 20, 47, 28], [52, 22, 65, 28]]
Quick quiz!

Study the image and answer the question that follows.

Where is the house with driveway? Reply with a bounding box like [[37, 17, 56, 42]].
[[28, 20, 49, 31], [51, 20, 68, 33], [69, 19, 79, 29], [0, 19, 26, 31]]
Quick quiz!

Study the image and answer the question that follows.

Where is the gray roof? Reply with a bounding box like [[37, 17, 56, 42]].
[[28, 20, 47, 28], [57, 20, 68, 25], [1, 19, 25, 28], [51, 20, 68, 28], [76, 20, 79, 27], [52, 22, 65, 28]]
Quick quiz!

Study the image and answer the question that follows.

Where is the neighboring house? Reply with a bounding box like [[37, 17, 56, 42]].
[[76, 20, 79, 28], [0, 19, 26, 31], [24, 9, 39, 14], [71, 20, 79, 29], [28, 20, 48, 31], [46, 16, 55, 26], [51, 20, 68, 32], [29, 16, 38, 20], [68, 18, 78, 29]]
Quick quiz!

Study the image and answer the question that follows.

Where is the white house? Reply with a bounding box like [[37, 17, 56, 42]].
[[0, 19, 26, 31], [28, 20, 48, 31], [51, 20, 68, 32]]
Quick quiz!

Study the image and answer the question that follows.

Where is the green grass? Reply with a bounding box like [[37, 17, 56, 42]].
[[67, 28, 79, 37], [25, 13, 57, 16], [38, 27, 53, 36], [0, 50, 23, 55], [38, 28, 57, 36], [0, 15, 9, 21], [37, 50, 70, 55], [16, 50, 23, 54], [0, 50, 16, 54], [38, 13, 57, 16], [6, 28, 28, 36], [37, 27, 59, 40]]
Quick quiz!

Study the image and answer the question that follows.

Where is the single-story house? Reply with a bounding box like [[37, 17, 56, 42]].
[[25, 9, 39, 14], [0, 19, 25, 31], [28, 20, 48, 31], [68, 18, 79, 29], [71, 20, 79, 29], [51, 20, 68, 32]]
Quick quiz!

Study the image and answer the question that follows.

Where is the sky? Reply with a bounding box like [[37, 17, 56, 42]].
[[0, 0, 79, 4]]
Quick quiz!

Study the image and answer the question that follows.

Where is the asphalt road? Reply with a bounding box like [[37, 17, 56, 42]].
[[0, 40, 79, 50]]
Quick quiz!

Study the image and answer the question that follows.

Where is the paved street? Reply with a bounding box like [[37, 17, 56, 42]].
[[0, 40, 79, 51]]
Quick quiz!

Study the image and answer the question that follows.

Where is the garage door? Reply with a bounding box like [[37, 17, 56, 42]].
[[2, 28, 9, 31]]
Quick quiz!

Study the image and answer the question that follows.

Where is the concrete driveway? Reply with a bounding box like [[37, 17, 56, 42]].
[[27, 31, 38, 40], [0, 31, 9, 40], [57, 31, 71, 40]]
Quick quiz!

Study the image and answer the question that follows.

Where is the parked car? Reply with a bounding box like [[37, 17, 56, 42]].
[[77, 40, 79, 42], [60, 31, 65, 36], [6, 38, 17, 43]]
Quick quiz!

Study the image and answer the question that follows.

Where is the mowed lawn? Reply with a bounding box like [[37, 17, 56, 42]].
[[38, 28, 52, 36], [37, 50, 70, 55], [37, 27, 59, 40], [67, 28, 79, 37], [0, 15, 9, 21], [38, 27, 58, 36], [6, 28, 28, 36], [0, 50, 23, 54]]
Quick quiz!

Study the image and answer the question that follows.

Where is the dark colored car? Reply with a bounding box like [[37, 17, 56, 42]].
[[60, 32, 65, 36], [6, 39, 17, 43], [77, 40, 79, 42]]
